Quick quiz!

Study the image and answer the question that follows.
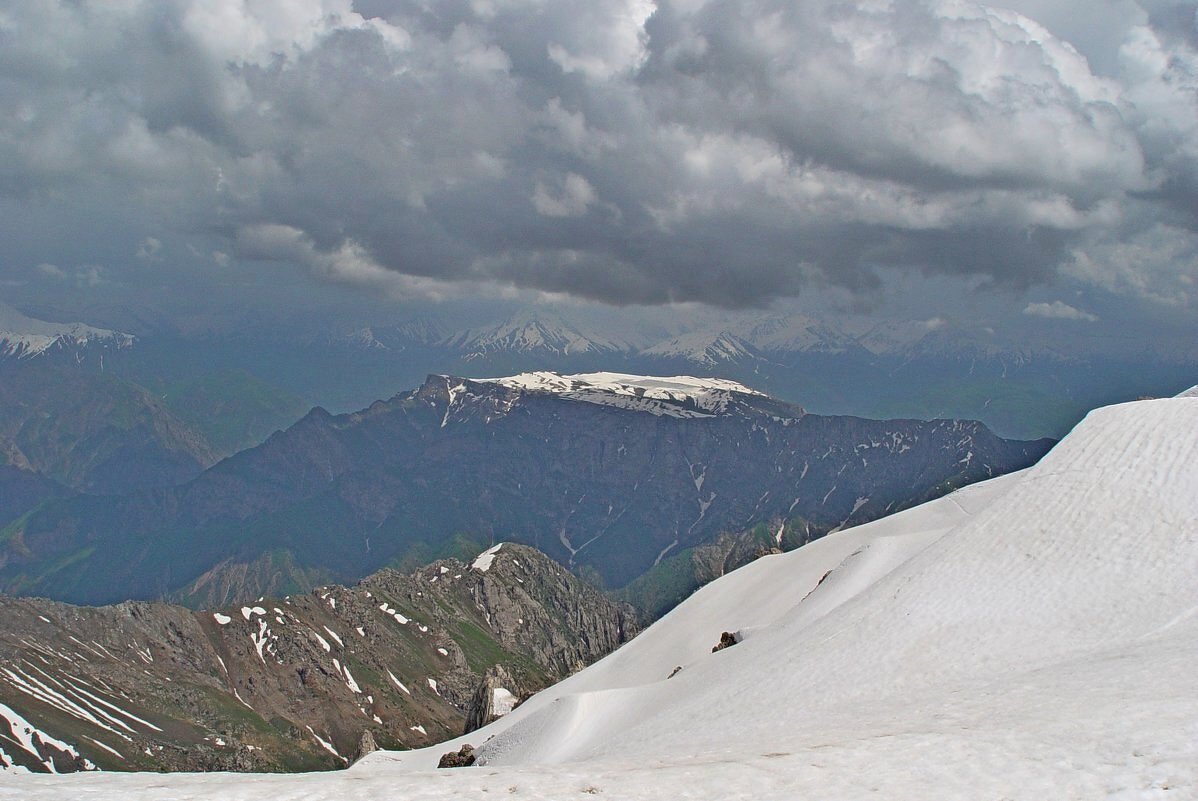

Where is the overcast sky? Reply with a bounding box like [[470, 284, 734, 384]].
[[1, 0, 1196, 346]]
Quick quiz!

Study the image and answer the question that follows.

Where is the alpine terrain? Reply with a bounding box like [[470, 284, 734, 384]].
[[4, 386, 1191, 797], [0, 372, 1051, 607], [0, 544, 636, 773], [0, 307, 308, 510]]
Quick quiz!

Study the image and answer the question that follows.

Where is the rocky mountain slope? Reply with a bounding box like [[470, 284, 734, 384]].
[[154, 369, 310, 459], [0, 364, 219, 498], [0, 372, 1051, 606], [0, 308, 308, 511], [0, 544, 636, 773], [0, 468, 67, 530]]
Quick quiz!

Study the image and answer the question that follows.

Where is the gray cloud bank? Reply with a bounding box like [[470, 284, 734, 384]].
[[1023, 300, 1099, 321], [2, 0, 1198, 309]]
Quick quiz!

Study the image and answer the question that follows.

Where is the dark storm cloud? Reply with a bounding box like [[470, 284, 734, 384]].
[[1, 0, 1197, 310]]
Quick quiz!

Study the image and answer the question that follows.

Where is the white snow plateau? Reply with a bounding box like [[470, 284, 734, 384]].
[[3, 389, 1196, 799], [472, 371, 766, 418]]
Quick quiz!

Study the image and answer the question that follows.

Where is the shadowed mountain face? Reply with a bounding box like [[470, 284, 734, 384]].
[[0, 466, 67, 521], [0, 374, 1053, 607], [0, 364, 219, 497], [0, 544, 637, 773], [0, 359, 311, 504]]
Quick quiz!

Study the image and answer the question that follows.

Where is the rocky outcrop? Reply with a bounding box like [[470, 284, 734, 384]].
[[354, 730, 378, 762], [465, 547, 639, 677], [463, 665, 522, 735], [711, 632, 739, 653], [0, 544, 638, 774], [437, 743, 475, 768]]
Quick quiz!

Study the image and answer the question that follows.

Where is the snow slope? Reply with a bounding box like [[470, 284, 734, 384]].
[[0, 304, 133, 359], [639, 331, 759, 366], [4, 393, 1196, 798]]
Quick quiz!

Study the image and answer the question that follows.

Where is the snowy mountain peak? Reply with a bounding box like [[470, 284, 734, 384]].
[[443, 312, 634, 358], [736, 314, 859, 354], [0, 304, 133, 360], [470, 371, 769, 418], [640, 331, 758, 367]]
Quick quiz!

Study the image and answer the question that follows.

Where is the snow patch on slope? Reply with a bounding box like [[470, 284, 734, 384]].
[[471, 543, 503, 572], [473, 371, 765, 418], [0, 703, 90, 773]]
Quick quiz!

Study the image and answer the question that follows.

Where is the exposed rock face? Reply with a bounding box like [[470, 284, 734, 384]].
[[1, 373, 1052, 606], [437, 744, 475, 768], [711, 632, 739, 653], [0, 545, 637, 773], [354, 730, 378, 762], [466, 545, 638, 677], [464, 665, 521, 735]]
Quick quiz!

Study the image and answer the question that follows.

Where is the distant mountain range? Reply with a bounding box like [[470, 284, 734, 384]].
[[0, 372, 1051, 608], [293, 309, 1195, 441], [10, 302, 1194, 442], [0, 307, 309, 518], [329, 308, 1070, 364], [0, 303, 133, 364]]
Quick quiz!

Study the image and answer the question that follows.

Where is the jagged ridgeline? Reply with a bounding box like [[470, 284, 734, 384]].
[[0, 372, 1052, 607], [0, 544, 637, 773]]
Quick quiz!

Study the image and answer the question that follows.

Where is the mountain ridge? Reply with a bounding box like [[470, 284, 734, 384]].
[[0, 304, 134, 363], [0, 543, 637, 773], [0, 372, 1051, 607]]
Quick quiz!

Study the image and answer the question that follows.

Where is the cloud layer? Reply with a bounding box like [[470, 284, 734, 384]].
[[1023, 300, 1099, 321], [2, 0, 1198, 309]]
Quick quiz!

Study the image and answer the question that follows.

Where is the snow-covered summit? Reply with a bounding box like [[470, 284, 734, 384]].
[[471, 371, 768, 418], [442, 312, 637, 359], [639, 331, 759, 367], [0, 304, 133, 360]]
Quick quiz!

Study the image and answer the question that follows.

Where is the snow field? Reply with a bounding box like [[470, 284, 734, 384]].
[[471, 371, 765, 418]]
